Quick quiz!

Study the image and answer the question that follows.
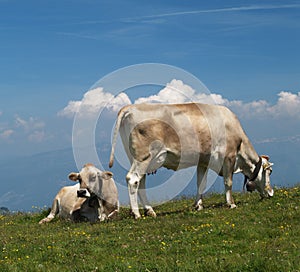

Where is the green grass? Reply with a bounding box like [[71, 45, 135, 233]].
[[1, 187, 299, 272]]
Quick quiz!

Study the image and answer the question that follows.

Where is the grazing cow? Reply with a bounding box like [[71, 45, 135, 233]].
[[109, 103, 274, 219], [68, 164, 119, 221], [39, 183, 99, 224]]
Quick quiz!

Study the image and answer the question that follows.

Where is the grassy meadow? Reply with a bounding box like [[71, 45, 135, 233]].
[[1, 186, 299, 272]]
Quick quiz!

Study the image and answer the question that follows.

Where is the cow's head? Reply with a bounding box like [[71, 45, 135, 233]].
[[68, 163, 113, 198], [253, 155, 274, 198]]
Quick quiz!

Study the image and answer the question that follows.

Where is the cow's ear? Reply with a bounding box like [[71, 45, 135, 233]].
[[261, 155, 270, 161], [68, 172, 79, 181], [102, 171, 113, 179]]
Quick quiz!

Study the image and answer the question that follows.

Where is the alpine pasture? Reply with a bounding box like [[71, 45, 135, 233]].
[[1, 187, 299, 271]]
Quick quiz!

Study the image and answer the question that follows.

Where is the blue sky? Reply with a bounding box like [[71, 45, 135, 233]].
[[1, 1, 300, 176]]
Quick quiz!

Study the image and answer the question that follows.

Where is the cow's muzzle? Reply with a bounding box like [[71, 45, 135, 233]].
[[77, 189, 91, 198]]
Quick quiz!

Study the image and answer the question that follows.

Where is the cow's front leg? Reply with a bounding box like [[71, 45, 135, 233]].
[[138, 176, 156, 218], [194, 165, 208, 211], [126, 173, 141, 219], [128, 188, 140, 219], [97, 199, 107, 222], [224, 175, 236, 209], [39, 198, 59, 224]]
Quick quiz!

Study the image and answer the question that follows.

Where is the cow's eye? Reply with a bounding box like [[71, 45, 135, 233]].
[[78, 175, 82, 183], [142, 154, 150, 161], [90, 174, 97, 181]]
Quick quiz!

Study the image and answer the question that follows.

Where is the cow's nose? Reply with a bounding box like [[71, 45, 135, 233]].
[[126, 174, 131, 183], [77, 189, 87, 198]]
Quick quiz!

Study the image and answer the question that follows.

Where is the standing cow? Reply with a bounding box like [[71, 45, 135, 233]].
[[39, 183, 99, 224], [68, 164, 119, 221], [109, 103, 274, 219]]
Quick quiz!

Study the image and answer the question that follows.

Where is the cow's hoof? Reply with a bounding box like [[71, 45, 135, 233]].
[[39, 216, 53, 224], [99, 215, 107, 222], [146, 209, 157, 218], [130, 209, 141, 219], [39, 218, 47, 224], [230, 204, 237, 209], [134, 214, 141, 220]]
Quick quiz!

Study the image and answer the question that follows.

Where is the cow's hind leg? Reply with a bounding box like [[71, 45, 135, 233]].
[[194, 165, 208, 211], [138, 176, 157, 218]]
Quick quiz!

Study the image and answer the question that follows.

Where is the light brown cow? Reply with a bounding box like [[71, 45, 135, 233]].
[[109, 103, 274, 219], [39, 183, 99, 224], [68, 164, 119, 221]]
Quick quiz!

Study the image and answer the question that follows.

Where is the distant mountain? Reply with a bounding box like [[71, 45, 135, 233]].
[[0, 140, 298, 211], [0, 147, 77, 211]]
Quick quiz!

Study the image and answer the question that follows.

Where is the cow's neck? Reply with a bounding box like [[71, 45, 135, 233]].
[[238, 140, 261, 179]]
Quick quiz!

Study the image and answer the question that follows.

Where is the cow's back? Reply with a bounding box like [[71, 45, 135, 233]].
[[119, 103, 246, 166]]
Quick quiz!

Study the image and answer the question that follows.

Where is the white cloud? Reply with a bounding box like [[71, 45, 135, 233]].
[[0, 115, 48, 143], [10, 115, 47, 143], [254, 134, 300, 144], [195, 93, 229, 105], [59, 81, 300, 121], [224, 91, 300, 119], [58, 101, 82, 118], [144, 82, 300, 120], [268, 91, 300, 117], [15, 115, 45, 132], [225, 99, 270, 119], [0, 129, 14, 139], [134, 79, 230, 105], [108, 92, 132, 112], [58, 87, 131, 118], [135, 79, 195, 104], [125, 4, 300, 22], [15, 116, 28, 129], [134, 79, 232, 106], [28, 130, 45, 142]]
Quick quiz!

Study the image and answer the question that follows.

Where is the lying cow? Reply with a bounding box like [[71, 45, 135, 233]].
[[109, 103, 274, 219], [68, 164, 119, 221], [39, 183, 99, 224]]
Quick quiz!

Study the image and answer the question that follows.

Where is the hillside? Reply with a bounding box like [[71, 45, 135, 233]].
[[1, 187, 299, 271], [1, 139, 300, 212]]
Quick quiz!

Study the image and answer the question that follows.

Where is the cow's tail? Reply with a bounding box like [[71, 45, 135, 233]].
[[109, 109, 128, 168]]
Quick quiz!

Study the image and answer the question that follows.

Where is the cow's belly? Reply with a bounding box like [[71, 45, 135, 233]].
[[163, 149, 225, 174]]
